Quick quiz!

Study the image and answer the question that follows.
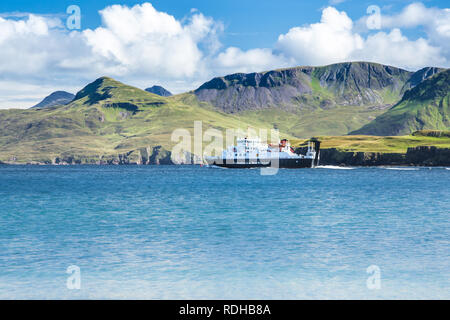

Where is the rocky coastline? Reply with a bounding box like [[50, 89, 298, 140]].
[[1, 145, 450, 167], [315, 146, 450, 167]]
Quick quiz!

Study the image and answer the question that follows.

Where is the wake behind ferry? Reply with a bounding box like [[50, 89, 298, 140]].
[[205, 137, 321, 168]]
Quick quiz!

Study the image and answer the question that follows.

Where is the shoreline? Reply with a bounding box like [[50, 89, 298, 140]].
[[2, 145, 450, 167], [1, 163, 449, 168]]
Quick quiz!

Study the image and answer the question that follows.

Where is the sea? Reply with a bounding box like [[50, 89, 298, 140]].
[[0, 165, 449, 299]]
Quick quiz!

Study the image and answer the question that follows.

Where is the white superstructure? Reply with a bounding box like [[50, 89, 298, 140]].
[[209, 137, 316, 162]]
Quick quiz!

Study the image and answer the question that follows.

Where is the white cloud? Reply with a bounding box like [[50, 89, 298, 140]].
[[381, 2, 448, 29], [82, 3, 221, 78], [215, 47, 291, 74], [0, 3, 223, 108], [276, 6, 448, 70], [328, 0, 347, 5], [353, 29, 445, 69], [0, 14, 88, 76], [277, 7, 364, 66], [379, 2, 450, 58], [0, 2, 449, 109], [0, 80, 80, 109]]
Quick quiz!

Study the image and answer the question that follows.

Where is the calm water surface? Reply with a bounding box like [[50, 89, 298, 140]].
[[0, 165, 449, 299]]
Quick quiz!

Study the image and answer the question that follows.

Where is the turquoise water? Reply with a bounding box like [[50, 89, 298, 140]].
[[0, 165, 449, 299]]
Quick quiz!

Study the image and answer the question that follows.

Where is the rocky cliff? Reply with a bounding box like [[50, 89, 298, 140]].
[[31, 91, 75, 109], [314, 146, 450, 166], [26, 145, 204, 166], [194, 62, 428, 113], [19, 144, 450, 167], [46, 146, 175, 165], [145, 85, 172, 97], [402, 67, 445, 89], [352, 69, 450, 136]]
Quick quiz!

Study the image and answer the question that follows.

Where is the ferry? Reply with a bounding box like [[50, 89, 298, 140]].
[[205, 137, 320, 168]]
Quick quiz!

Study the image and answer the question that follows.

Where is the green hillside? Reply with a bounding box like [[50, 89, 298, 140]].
[[194, 62, 442, 137], [195, 62, 414, 112], [0, 62, 448, 164], [0, 77, 277, 164], [352, 69, 450, 136], [291, 131, 450, 153]]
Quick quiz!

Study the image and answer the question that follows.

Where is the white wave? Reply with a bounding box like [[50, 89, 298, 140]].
[[316, 165, 354, 170], [209, 165, 227, 169], [383, 167, 419, 171], [446, 168, 450, 170]]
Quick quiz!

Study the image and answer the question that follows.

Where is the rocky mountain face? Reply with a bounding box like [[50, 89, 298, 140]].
[[402, 67, 445, 89], [195, 62, 413, 113], [352, 69, 450, 136], [0, 76, 266, 164], [1, 62, 448, 165], [194, 62, 444, 113], [315, 146, 450, 166], [145, 85, 172, 97], [195, 67, 313, 112], [31, 91, 74, 109], [51, 145, 174, 165], [72, 76, 166, 108], [310, 62, 411, 105]]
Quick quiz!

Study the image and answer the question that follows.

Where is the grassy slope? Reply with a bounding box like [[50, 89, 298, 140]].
[[1, 76, 449, 163], [291, 131, 450, 153], [237, 106, 384, 138], [227, 63, 411, 138], [352, 69, 450, 136], [0, 78, 282, 163]]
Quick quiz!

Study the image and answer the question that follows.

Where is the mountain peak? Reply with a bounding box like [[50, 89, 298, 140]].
[[194, 61, 414, 113], [72, 77, 118, 104], [31, 91, 74, 109], [402, 68, 449, 102], [351, 69, 450, 136], [404, 67, 446, 88], [145, 85, 172, 97], [71, 76, 167, 107]]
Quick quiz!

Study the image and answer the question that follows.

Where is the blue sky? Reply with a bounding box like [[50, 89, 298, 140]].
[[0, 0, 449, 108], [1, 0, 444, 49]]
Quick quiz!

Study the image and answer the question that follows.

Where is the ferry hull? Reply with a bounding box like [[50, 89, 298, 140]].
[[206, 158, 315, 168]]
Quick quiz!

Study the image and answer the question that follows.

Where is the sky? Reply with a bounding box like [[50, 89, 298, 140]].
[[0, 0, 449, 108]]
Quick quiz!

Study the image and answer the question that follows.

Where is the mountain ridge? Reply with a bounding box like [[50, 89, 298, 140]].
[[351, 69, 450, 136], [1, 61, 449, 164], [145, 85, 172, 97], [194, 62, 420, 113], [31, 91, 75, 109], [193, 61, 447, 137]]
